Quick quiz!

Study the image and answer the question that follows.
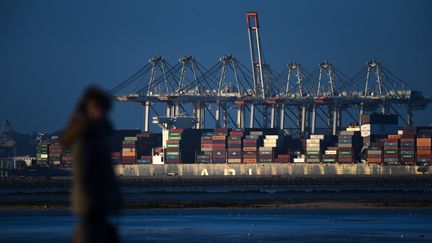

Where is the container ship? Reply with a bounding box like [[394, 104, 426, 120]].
[[19, 113, 430, 177]]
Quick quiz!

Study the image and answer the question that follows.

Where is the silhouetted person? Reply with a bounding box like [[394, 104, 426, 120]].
[[63, 87, 121, 243]]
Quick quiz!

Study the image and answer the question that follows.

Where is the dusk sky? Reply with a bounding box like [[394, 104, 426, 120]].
[[1, 0, 431, 133]]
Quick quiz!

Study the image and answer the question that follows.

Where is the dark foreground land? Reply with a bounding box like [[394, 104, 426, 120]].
[[1, 175, 432, 209]]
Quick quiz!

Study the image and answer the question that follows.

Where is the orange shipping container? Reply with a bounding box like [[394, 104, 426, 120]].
[[388, 135, 401, 139], [417, 150, 432, 155], [212, 136, 226, 140], [243, 159, 257, 163], [122, 152, 136, 157], [243, 147, 257, 151], [368, 158, 382, 163], [417, 138, 431, 146]]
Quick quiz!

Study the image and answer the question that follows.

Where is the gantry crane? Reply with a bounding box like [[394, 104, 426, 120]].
[[109, 12, 432, 136]]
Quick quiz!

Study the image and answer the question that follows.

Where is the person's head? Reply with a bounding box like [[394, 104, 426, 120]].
[[62, 87, 112, 147], [78, 87, 112, 121]]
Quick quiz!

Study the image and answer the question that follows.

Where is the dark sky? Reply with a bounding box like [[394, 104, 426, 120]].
[[1, 0, 431, 133]]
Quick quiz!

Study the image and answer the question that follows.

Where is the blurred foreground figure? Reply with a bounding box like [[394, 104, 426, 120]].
[[63, 87, 121, 243]]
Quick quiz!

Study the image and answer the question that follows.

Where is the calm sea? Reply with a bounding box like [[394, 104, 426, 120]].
[[1, 208, 431, 242]]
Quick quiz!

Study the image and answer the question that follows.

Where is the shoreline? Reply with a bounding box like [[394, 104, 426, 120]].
[[2, 200, 432, 211], [2, 175, 432, 211]]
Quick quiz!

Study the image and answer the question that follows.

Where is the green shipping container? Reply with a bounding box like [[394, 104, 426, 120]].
[[166, 144, 180, 148], [166, 151, 180, 155], [384, 150, 398, 154]]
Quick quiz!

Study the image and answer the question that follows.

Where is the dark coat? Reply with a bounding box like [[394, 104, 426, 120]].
[[71, 119, 121, 217]]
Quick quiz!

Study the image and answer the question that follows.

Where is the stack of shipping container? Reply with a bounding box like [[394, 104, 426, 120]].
[[197, 132, 213, 163], [322, 146, 338, 163], [122, 136, 137, 164], [383, 135, 400, 166], [367, 144, 383, 165], [211, 128, 228, 164], [48, 136, 62, 167], [399, 130, 416, 165], [227, 129, 243, 164], [27, 119, 432, 167], [306, 135, 324, 163], [274, 135, 293, 163], [242, 131, 261, 163], [36, 142, 49, 167], [338, 131, 361, 164], [416, 132, 432, 165], [259, 135, 278, 163], [165, 129, 183, 164]]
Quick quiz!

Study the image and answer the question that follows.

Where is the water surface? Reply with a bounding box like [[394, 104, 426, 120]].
[[1, 208, 431, 242]]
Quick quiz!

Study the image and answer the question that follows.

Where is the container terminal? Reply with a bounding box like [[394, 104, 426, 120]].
[[1, 12, 432, 177]]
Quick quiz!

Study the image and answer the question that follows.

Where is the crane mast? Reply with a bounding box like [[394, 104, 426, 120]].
[[246, 12, 265, 100]]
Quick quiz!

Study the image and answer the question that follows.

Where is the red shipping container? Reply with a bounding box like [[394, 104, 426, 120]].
[[275, 158, 290, 163], [171, 128, 184, 132], [278, 154, 291, 159], [215, 128, 228, 133]]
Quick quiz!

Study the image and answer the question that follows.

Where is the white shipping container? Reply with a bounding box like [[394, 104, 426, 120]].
[[325, 150, 337, 155], [124, 137, 138, 141], [259, 147, 273, 151], [346, 126, 361, 131], [293, 158, 305, 163], [264, 142, 277, 147], [41, 154, 48, 159], [265, 135, 279, 139], [310, 134, 324, 139], [306, 139, 321, 144]]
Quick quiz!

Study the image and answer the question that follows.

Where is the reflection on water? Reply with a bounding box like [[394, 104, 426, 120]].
[[1, 208, 432, 242]]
